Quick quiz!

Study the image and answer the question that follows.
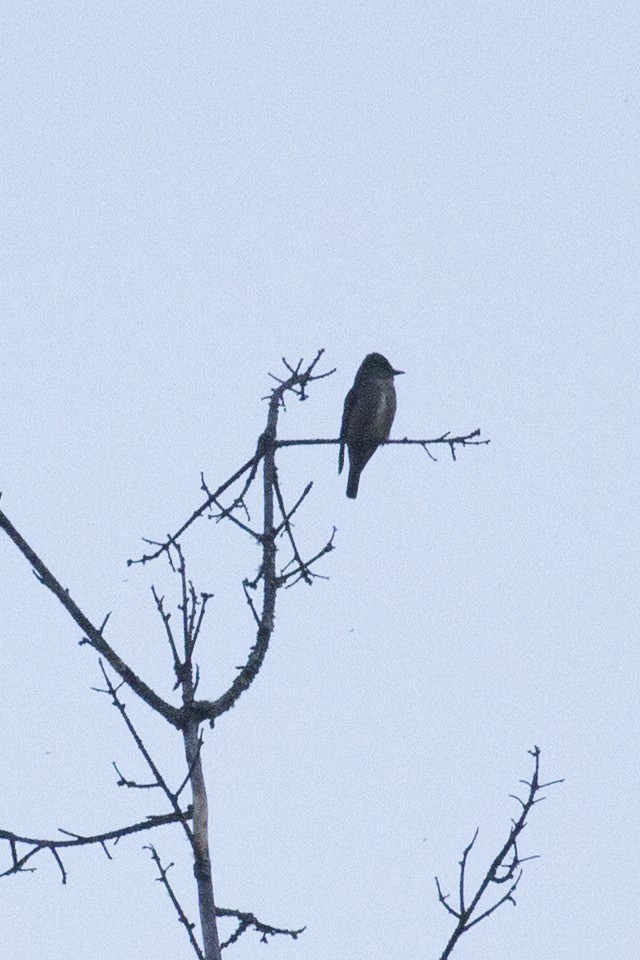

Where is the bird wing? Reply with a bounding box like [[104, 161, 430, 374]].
[[338, 385, 356, 474]]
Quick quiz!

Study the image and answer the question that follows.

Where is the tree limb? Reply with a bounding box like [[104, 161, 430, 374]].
[[0, 508, 182, 728]]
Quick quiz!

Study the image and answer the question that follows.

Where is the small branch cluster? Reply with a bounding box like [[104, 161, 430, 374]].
[[435, 746, 563, 959], [128, 350, 335, 569], [151, 542, 213, 694]]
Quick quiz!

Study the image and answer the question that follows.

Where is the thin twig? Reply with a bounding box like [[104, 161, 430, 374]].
[[151, 586, 181, 673], [146, 845, 204, 960], [95, 661, 194, 844], [273, 474, 313, 585]]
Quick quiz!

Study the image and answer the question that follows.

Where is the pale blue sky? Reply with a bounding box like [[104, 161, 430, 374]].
[[1, 3, 639, 958]]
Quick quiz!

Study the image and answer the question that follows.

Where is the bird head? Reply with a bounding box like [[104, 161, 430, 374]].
[[359, 353, 404, 379]]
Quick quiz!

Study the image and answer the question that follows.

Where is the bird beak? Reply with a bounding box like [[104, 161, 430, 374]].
[[393, 369, 405, 376]]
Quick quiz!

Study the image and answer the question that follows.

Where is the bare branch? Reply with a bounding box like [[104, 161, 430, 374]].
[[242, 579, 261, 627], [273, 474, 314, 585], [217, 906, 305, 949], [50, 847, 67, 884], [0, 508, 181, 728], [187, 591, 213, 662], [436, 747, 562, 960], [279, 527, 336, 587], [435, 877, 460, 918], [95, 661, 194, 844], [201, 471, 260, 540], [175, 732, 205, 801], [151, 586, 181, 676], [275, 427, 488, 452], [459, 827, 479, 913], [0, 811, 190, 882], [112, 761, 158, 790], [182, 713, 222, 960], [273, 479, 313, 539], [126, 352, 338, 573], [466, 871, 522, 927], [146, 845, 204, 960], [127, 453, 262, 566]]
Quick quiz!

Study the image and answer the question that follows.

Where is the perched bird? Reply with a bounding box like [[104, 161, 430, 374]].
[[339, 353, 404, 499]]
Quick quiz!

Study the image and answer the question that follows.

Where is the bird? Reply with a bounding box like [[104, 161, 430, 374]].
[[339, 353, 404, 499]]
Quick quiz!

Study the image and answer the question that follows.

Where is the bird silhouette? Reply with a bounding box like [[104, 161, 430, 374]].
[[339, 353, 404, 499]]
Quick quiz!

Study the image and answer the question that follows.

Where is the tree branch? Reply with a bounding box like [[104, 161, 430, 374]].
[[217, 907, 305, 949], [0, 811, 190, 883], [0, 508, 182, 728], [436, 746, 562, 960]]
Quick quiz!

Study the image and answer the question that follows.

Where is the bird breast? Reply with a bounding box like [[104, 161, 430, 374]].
[[371, 385, 396, 440]]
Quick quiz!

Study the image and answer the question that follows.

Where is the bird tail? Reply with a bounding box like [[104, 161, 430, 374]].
[[346, 468, 360, 499]]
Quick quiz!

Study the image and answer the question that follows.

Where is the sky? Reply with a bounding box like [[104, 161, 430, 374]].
[[1, 2, 639, 958]]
